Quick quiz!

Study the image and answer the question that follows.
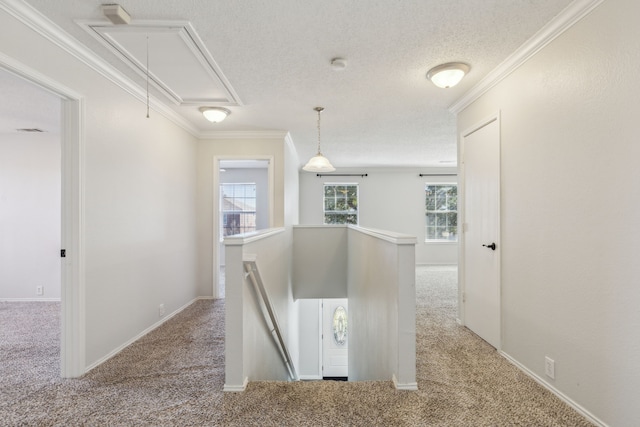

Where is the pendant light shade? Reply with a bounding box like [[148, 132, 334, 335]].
[[303, 107, 335, 172]]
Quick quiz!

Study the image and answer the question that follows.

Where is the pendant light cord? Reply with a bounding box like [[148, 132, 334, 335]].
[[146, 36, 150, 118], [315, 107, 324, 155]]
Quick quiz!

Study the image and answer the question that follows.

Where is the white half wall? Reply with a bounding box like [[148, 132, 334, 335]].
[[0, 131, 61, 300], [224, 228, 296, 388], [298, 168, 457, 265], [347, 227, 416, 387], [456, 1, 640, 425], [292, 225, 417, 386]]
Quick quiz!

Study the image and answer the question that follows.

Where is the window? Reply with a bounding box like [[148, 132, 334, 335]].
[[425, 184, 457, 241], [220, 183, 257, 238], [324, 184, 358, 225]]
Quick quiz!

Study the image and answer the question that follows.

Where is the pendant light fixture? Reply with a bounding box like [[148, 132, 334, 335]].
[[303, 107, 335, 172]]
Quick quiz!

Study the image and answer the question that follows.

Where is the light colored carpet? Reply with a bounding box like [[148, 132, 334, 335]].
[[0, 267, 592, 426]]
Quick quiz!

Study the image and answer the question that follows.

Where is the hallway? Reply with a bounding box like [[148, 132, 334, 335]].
[[0, 266, 590, 425]]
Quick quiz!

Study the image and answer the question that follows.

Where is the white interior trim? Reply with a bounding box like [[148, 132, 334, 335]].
[[223, 376, 249, 392], [0, 51, 87, 379], [199, 130, 290, 140], [449, 0, 605, 114], [348, 225, 417, 245], [224, 228, 286, 246], [392, 374, 418, 391], [0, 0, 198, 135], [76, 20, 243, 107]]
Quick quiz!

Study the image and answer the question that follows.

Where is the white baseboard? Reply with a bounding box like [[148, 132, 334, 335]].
[[392, 374, 418, 391], [224, 376, 249, 392], [85, 297, 201, 373], [0, 298, 61, 302], [298, 374, 322, 380], [499, 351, 607, 427], [415, 263, 458, 266]]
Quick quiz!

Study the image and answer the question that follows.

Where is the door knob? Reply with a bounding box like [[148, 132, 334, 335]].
[[482, 243, 496, 251]]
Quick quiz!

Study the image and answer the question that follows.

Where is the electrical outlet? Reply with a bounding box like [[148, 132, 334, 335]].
[[545, 356, 555, 379], [36, 286, 44, 296], [158, 304, 165, 317]]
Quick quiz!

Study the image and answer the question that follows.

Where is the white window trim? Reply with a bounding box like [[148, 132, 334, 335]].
[[323, 182, 359, 226], [425, 182, 458, 243]]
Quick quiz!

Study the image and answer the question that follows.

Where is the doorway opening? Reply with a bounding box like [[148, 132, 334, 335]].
[[214, 157, 273, 298], [0, 57, 84, 377], [322, 298, 348, 380]]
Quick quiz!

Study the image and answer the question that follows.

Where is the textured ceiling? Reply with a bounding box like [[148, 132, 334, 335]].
[[10, 0, 574, 167]]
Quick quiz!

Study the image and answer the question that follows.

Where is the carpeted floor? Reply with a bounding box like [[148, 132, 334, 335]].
[[0, 266, 592, 426]]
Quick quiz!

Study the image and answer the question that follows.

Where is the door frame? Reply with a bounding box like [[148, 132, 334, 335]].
[[458, 111, 502, 349], [0, 53, 86, 377], [213, 155, 274, 298], [321, 298, 349, 379]]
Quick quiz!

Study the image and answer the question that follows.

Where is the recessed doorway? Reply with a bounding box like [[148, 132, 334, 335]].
[[214, 158, 273, 298]]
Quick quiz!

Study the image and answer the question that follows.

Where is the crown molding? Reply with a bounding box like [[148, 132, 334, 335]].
[[0, 0, 199, 136], [449, 0, 605, 114], [198, 130, 289, 140]]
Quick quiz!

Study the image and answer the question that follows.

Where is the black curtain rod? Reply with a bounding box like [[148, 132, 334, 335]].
[[316, 173, 368, 178], [419, 173, 457, 177]]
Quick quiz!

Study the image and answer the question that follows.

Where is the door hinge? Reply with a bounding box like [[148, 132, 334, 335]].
[[462, 292, 466, 303], [61, 249, 66, 258]]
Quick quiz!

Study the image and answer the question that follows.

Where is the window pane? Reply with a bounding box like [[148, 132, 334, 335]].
[[220, 183, 257, 238], [425, 183, 458, 242], [324, 184, 358, 225]]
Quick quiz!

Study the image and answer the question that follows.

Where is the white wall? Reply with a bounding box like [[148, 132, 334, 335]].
[[298, 167, 457, 265], [292, 226, 348, 299], [457, 1, 640, 425], [0, 132, 61, 300], [0, 8, 200, 368]]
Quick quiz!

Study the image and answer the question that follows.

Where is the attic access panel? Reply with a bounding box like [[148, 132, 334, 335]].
[[79, 21, 241, 106]]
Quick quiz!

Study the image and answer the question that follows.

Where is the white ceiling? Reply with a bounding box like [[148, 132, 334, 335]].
[[7, 0, 574, 167]]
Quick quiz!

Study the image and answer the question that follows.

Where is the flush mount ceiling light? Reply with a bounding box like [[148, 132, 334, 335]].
[[303, 107, 335, 173], [427, 62, 470, 88], [199, 107, 230, 123]]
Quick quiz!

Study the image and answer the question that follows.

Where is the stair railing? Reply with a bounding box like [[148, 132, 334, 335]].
[[243, 256, 298, 381]]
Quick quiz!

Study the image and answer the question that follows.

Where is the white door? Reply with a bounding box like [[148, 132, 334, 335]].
[[462, 116, 501, 349], [322, 299, 348, 378]]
